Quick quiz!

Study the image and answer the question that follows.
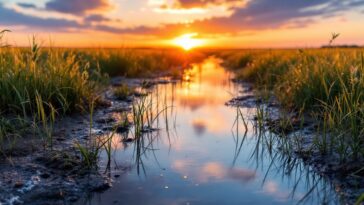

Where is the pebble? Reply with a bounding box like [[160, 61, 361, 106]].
[[14, 181, 24, 188]]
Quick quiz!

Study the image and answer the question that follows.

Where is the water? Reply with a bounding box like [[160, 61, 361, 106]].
[[77, 57, 339, 205]]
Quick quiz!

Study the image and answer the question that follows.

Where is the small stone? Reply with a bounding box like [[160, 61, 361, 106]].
[[92, 181, 111, 192], [96, 118, 115, 124], [116, 126, 129, 133], [69, 196, 78, 202], [56, 137, 66, 141], [40, 173, 51, 179], [102, 126, 113, 131], [123, 138, 133, 143], [14, 181, 24, 188]]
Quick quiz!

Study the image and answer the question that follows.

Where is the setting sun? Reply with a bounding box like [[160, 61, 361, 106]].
[[1, 0, 364, 204], [172, 33, 205, 50]]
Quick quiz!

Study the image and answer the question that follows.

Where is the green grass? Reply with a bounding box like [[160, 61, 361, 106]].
[[77, 48, 205, 78], [75, 99, 115, 169], [226, 48, 364, 159], [0, 31, 202, 153], [0, 47, 100, 116], [356, 193, 364, 205], [0, 35, 104, 151]]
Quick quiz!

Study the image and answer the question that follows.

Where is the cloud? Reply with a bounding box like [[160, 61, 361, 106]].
[[17, 3, 37, 9], [0, 3, 81, 29], [168, 0, 242, 9], [45, 0, 112, 15], [210, 0, 364, 30], [192, 119, 206, 136], [188, 0, 335, 32], [84, 14, 112, 23], [2, 0, 364, 37], [122, 0, 364, 36], [0, 3, 120, 33]]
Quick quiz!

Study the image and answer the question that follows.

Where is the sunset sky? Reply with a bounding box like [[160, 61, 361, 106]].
[[1, 0, 364, 48]]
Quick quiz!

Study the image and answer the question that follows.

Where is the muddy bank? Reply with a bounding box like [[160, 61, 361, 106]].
[[0, 77, 169, 205], [227, 81, 364, 204]]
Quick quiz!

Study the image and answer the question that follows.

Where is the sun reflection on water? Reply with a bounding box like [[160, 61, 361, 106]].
[[83, 56, 338, 205]]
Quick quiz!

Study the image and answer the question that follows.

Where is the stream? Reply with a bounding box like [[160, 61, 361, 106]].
[[76, 57, 340, 205]]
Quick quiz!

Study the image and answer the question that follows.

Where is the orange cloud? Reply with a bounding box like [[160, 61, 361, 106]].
[[162, 0, 243, 9], [45, 0, 112, 15]]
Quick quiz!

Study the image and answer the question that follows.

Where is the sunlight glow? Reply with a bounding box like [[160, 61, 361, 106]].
[[173, 33, 205, 50]]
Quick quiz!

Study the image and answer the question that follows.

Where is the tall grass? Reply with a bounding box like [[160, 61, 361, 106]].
[[75, 99, 115, 169], [0, 45, 100, 116], [78, 48, 206, 78], [231, 105, 337, 204], [0, 33, 197, 150], [131, 94, 169, 139], [0, 31, 202, 170], [226, 48, 364, 159]]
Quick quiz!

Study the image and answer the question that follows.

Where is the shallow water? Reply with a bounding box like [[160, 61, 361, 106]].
[[76, 57, 340, 205]]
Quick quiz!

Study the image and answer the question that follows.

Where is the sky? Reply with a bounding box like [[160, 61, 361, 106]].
[[0, 0, 364, 48]]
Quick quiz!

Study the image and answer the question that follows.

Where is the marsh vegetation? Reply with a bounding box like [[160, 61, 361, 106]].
[[0, 30, 363, 204]]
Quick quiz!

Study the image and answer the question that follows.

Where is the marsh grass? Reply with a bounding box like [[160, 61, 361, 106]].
[[75, 84, 172, 170], [0, 35, 107, 156], [0, 45, 99, 115], [232, 106, 336, 204], [35, 92, 56, 150], [0, 30, 10, 48], [129, 85, 176, 175], [227, 48, 364, 159], [356, 193, 364, 205], [0, 117, 25, 156], [75, 99, 115, 169], [81, 48, 205, 78], [0, 32, 189, 156], [114, 83, 133, 100], [131, 94, 169, 139]]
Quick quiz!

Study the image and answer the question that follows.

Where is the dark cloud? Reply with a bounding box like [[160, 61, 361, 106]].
[[2, 0, 364, 37], [129, 0, 364, 36], [17, 3, 37, 9], [45, 0, 111, 15], [194, 0, 334, 31], [205, 0, 364, 30], [168, 0, 241, 9], [0, 3, 81, 29], [0, 3, 125, 34], [92, 25, 161, 35], [84, 14, 111, 22]]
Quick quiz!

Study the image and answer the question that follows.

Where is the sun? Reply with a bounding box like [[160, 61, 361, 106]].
[[173, 33, 205, 51]]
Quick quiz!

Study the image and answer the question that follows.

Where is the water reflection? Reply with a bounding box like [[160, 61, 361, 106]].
[[77, 57, 341, 205], [232, 105, 340, 204], [191, 119, 206, 136]]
